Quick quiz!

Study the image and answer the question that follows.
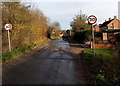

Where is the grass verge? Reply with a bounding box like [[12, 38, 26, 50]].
[[2, 38, 51, 63], [82, 48, 120, 85]]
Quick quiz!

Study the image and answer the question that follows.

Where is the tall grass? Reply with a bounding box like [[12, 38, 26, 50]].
[[82, 48, 120, 85], [84, 49, 118, 62], [2, 43, 36, 62], [2, 38, 50, 62]]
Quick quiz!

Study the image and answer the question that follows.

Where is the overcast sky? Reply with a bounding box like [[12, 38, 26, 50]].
[[29, 0, 119, 30]]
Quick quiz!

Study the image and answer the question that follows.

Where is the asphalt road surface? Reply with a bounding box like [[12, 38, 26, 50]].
[[2, 39, 87, 84]]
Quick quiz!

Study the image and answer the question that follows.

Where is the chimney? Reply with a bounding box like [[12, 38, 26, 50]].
[[109, 18, 111, 20], [114, 16, 117, 19]]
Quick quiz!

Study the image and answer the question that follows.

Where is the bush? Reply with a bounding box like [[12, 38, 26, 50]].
[[118, 33, 120, 42], [73, 30, 91, 43], [2, 2, 50, 52], [94, 32, 102, 37]]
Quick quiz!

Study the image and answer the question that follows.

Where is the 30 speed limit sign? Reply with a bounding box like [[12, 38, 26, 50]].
[[4, 23, 12, 31], [4, 23, 12, 52], [87, 15, 97, 55], [87, 15, 97, 24]]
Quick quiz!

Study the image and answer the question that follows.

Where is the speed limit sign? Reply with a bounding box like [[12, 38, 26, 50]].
[[87, 15, 97, 55], [87, 15, 97, 24], [4, 23, 12, 31], [4, 23, 12, 52]]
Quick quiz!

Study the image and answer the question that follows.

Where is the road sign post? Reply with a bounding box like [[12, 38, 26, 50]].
[[4, 23, 12, 52], [91, 24, 95, 54], [87, 15, 97, 55], [7, 30, 11, 52]]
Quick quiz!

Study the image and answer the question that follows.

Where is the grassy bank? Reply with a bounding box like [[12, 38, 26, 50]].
[[2, 38, 50, 63], [82, 48, 120, 85]]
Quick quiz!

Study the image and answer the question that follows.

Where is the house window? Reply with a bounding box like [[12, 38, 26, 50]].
[[109, 23, 114, 28], [110, 25, 113, 28]]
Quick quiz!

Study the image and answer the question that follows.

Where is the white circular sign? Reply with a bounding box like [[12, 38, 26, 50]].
[[4, 23, 12, 31], [87, 15, 97, 24]]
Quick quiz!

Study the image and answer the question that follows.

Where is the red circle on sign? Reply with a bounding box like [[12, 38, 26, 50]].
[[4, 23, 12, 31], [87, 15, 97, 24]]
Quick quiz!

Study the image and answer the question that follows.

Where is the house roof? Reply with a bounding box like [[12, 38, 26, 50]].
[[99, 19, 114, 28], [93, 24, 99, 28], [101, 29, 120, 33]]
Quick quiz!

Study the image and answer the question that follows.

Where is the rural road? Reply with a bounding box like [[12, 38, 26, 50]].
[[2, 39, 88, 84]]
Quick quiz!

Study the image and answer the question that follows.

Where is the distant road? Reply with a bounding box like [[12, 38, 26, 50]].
[[2, 39, 88, 84]]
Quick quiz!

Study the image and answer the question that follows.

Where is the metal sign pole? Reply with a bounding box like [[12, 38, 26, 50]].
[[92, 24, 94, 55], [87, 15, 97, 55], [8, 30, 11, 52]]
